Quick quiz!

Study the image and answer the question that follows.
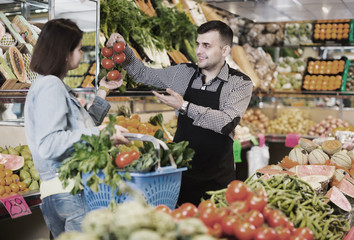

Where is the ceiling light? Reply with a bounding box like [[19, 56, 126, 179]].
[[322, 6, 329, 13]]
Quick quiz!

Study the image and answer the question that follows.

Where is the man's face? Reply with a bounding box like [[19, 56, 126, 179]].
[[195, 30, 226, 70]]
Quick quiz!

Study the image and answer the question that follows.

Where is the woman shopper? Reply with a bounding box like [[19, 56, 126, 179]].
[[24, 18, 129, 237]]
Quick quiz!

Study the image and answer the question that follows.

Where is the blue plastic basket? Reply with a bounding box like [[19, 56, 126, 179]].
[[82, 166, 187, 211], [82, 133, 187, 211]]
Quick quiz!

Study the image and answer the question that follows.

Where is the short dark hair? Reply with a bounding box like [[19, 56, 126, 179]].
[[197, 20, 233, 47], [30, 18, 83, 78]]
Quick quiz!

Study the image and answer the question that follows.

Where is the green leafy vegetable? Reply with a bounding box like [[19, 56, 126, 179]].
[[149, 113, 173, 141]]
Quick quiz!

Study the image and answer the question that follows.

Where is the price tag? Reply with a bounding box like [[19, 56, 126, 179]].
[[233, 139, 242, 163], [0, 194, 31, 219], [257, 133, 265, 147], [250, 136, 259, 146], [285, 133, 301, 148]]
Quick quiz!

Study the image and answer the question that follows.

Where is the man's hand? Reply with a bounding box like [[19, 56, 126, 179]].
[[106, 33, 126, 48], [152, 88, 184, 110]]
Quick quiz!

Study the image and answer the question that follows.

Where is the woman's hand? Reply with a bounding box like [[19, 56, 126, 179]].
[[97, 76, 124, 98], [106, 33, 126, 47], [100, 76, 123, 90], [98, 124, 129, 145]]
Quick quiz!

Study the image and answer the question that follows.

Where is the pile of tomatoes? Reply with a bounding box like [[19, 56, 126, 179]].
[[101, 42, 126, 81], [156, 180, 314, 240]]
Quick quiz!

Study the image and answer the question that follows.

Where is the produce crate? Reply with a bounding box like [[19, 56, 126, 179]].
[[0, 13, 33, 54], [0, 21, 17, 52], [313, 19, 352, 45], [11, 15, 39, 47], [82, 133, 187, 211], [349, 19, 354, 44], [0, 79, 30, 96], [301, 56, 349, 92]]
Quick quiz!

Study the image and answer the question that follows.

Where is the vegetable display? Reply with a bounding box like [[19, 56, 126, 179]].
[[58, 114, 194, 196], [244, 174, 350, 240], [56, 200, 215, 240], [205, 174, 350, 240], [100, 0, 198, 91]]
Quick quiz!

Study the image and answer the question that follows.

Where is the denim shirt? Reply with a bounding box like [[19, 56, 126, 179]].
[[24, 75, 111, 181]]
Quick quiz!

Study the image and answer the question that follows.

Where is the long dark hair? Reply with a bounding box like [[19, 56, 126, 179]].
[[30, 18, 83, 79]]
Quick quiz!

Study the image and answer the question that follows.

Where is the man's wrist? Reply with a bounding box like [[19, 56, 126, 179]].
[[178, 101, 189, 115]]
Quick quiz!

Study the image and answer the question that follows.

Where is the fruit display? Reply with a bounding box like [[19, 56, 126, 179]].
[[0, 144, 40, 193], [313, 19, 351, 43], [307, 59, 346, 75], [273, 57, 306, 91], [308, 115, 349, 136], [241, 109, 269, 134], [267, 109, 315, 135], [302, 57, 348, 91], [0, 164, 29, 197], [284, 22, 313, 45], [274, 73, 303, 91]]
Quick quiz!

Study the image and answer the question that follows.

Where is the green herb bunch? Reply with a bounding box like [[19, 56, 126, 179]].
[[58, 115, 125, 195]]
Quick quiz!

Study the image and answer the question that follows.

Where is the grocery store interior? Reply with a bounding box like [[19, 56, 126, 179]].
[[1, 0, 354, 239]]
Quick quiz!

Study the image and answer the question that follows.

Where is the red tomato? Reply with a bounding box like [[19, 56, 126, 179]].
[[245, 209, 264, 228], [113, 53, 126, 64], [155, 205, 172, 214], [221, 215, 239, 236], [267, 210, 286, 228], [214, 207, 229, 223], [207, 223, 223, 238], [171, 209, 184, 220], [178, 203, 198, 218], [283, 217, 295, 231], [198, 200, 216, 212], [101, 47, 113, 57], [262, 206, 273, 219], [101, 58, 115, 70], [289, 237, 303, 240], [229, 200, 249, 215], [107, 70, 120, 81], [233, 221, 256, 240], [276, 227, 291, 240], [129, 150, 140, 161], [225, 180, 249, 203], [113, 42, 126, 53], [198, 206, 218, 227], [254, 226, 279, 240], [247, 192, 267, 211], [114, 150, 140, 168], [292, 227, 314, 240]]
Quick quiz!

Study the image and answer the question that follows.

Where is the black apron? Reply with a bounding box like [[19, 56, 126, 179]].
[[175, 70, 235, 206]]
